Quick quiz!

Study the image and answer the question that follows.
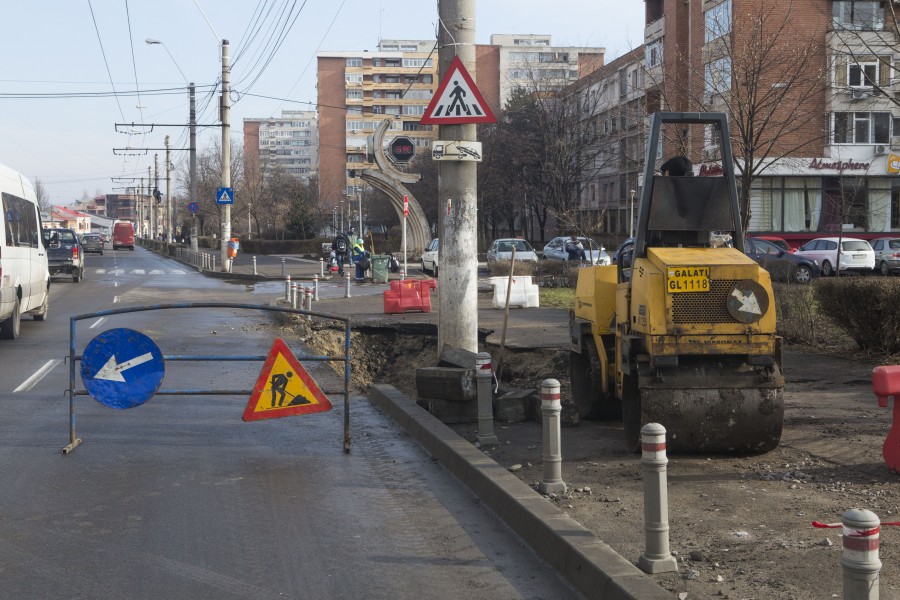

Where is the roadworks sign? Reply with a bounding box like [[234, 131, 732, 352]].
[[242, 338, 332, 421]]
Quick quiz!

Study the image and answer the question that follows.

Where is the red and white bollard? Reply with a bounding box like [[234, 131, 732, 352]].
[[284, 274, 291, 303], [313, 274, 319, 301], [305, 287, 313, 319], [475, 352, 498, 446], [319, 257, 324, 277], [637, 423, 678, 574], [290, 282, 298, 309], [538, 379, 566, 495], [841, 509, 881, 599], [345, 272, 351, 298], [873, 365, 900, 471]]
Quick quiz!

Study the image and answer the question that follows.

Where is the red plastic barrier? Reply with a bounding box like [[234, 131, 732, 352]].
[[873, 365, 900, 472], [383, 279, 436, 314]]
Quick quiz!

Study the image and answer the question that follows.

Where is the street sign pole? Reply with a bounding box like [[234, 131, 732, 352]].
[[402, 195, 409, 275]]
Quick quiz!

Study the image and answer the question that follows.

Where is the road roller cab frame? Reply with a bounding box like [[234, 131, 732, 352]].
[[570, 112, 784, 453]]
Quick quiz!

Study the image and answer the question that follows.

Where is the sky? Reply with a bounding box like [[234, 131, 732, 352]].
[[0, 0, 646, 205]]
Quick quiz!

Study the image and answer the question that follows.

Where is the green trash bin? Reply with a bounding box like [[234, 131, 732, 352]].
[[370, 254, 390, 283]]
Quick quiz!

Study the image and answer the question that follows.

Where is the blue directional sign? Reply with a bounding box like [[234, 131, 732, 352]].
[[216, 187, 234, 205], [80, 328, 165, 409], [187, 201, 199, 214]]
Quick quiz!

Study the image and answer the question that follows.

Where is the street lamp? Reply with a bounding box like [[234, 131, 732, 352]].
[[145, 38, 188, 83]]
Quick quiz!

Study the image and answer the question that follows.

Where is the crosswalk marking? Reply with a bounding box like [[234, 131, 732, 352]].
[[93, 269, 188, 275]]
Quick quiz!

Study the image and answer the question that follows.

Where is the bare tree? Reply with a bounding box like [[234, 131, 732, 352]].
[[673, 1, 828, 229], [32, 177, 51, 212]]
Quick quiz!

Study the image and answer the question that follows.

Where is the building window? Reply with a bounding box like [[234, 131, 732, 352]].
[[833, 1, 884, 31], [618, 69, 628, 96], [705, 57, 732, 95], [346, 90, 363, 99], [513, 39, 532, 46], [403, 105, 425, 116], [646, 39, 663, 68], [402, 58, 433, 68], [401, 45, 418, 52], [510, 52, 539, 63], [849, 60, 878, 87], [347, 106, 363, 115], [381, 44, 398, 51], [345, 73, 363, 84], [346, 120, 364, 131], [833, 111, 890, 144], [705, 0, 732, 43], [346, 58, 362, 67]]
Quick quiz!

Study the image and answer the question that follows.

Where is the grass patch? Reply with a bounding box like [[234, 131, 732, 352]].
[[539, 286, 575, 309]]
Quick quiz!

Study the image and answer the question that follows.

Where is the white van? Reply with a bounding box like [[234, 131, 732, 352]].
[[0, 163, 50, 339]]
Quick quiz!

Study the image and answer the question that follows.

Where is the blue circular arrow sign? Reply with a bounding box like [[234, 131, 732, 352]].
[[187, 201, 199, 214], [80, 328, 165, 409]]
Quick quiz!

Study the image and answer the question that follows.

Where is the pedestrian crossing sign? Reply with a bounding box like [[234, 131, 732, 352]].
[[242, 338, 332, 421], [216, 186, 234, 205], [420, 56, 496, 125]]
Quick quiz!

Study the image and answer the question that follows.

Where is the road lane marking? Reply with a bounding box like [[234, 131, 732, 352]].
[[89, 316, 107, 329], [113, 296, 119, 303], [14, 359, 62, 392]]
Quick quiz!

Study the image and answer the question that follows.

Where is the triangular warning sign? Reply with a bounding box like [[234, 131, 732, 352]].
[[242, 338, 333, 422], [420, 56, 496, 125]]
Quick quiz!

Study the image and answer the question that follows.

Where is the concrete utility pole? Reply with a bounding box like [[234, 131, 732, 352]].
[[437, 0, 479, 354], [189, 83, 199, 252], [220, 40, 232, 272], [152, 160, 158, 238], [165, 134, 171, 242]]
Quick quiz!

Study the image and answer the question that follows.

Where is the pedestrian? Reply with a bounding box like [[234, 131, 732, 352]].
[[348, 226, 358, 248], [332, 230, 349, 276], [351, 237, 368, 282], [565, 235, 586, 262]]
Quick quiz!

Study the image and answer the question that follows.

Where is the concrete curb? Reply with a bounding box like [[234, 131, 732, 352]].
[[368, 384, 674, 600]]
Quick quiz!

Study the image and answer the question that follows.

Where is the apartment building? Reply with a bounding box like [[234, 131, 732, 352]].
[[243, 110, 318, 181], [316, 40, 439, 209], [567, 47, 646, 238], [644, 0, 900, 245], [491, 34, 604, 106]]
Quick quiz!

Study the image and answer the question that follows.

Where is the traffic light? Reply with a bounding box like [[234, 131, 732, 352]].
[[153, 188, 162, 203]]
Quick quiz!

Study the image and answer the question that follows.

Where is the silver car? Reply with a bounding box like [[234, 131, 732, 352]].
[[542, 236, 610, 265], [794, 237, 874, 276], [870, 237, 900, 276], [485, 238, 539, 265], [81, 233, 104, 255]]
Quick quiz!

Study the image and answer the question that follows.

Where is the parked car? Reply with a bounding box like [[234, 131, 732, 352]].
[[542, 236, 611, 265], [749, 235, 793, 253], [43, 227, 85, 282], [81, 233, 104, 255], [485, 238, 539, 265], [745, 237, 819, 283], [794, 237, 875, 276], [421, 238, 439, 276], [870, 237, 900, 276]]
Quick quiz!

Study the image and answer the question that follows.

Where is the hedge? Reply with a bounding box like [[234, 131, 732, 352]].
[[814, 277, 900, 354]]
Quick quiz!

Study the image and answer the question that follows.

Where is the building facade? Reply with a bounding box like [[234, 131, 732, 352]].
[[243, 110, 318, 182], [491, 34, 604, 107], [316, 40, 439, 212], [644, 0, 900, 246]]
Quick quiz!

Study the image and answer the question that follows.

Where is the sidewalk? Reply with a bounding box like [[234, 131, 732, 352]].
[[178, 248, 671, 600]]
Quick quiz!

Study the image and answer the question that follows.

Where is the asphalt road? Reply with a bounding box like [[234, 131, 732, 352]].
[[0, 246, 582, 600]]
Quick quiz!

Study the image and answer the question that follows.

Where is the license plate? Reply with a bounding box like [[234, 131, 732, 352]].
[[667, 266, 710, 293], [853, 254, 866, 259]]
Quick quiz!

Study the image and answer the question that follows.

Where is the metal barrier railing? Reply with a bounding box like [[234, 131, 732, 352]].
[[65, 302, 351, 454]]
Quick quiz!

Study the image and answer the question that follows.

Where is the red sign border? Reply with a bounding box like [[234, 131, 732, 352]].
[[242, 338, 333, 422], [420, 56, 497, 125]]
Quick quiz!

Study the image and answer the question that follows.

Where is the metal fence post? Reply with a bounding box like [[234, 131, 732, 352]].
[[475, 352, 498, 445], [842, 508, 881, 599], [313, 274, 319, 301], [538, 379, 566, 494], [252, 256, 257, 276], [638, 423, 678, 574], [345, 272, 351, 298], [284, 275, 291, 303], [281, 257, 286, 277]]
